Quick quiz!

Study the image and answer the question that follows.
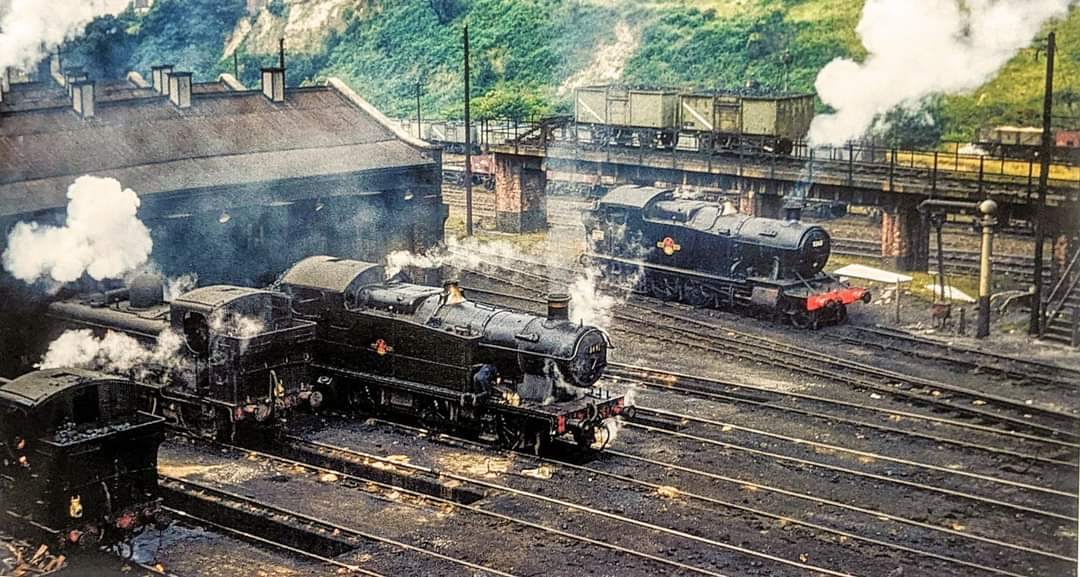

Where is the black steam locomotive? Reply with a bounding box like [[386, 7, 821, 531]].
[[0, 369, 164, 548], [582, 186, 869, 327], [277, 256, 624, 454], [40, 256, 624, 454], [46, 280, 318, 439]]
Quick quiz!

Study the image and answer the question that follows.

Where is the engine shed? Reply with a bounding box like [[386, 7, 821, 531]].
[[0, 68, 447, 378], [0, 70, 447, 286]]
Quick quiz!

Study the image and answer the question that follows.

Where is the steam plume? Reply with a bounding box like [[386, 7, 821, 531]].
[[0, 0, 130, 71], [809, 0, 1075, 146], [39, 328, 185, 379], [3, 176, 153, 284]]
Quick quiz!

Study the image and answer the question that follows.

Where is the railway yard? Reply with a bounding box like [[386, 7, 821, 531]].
[[8, 213, 1072, 577], [2, 4, 1080, 575]]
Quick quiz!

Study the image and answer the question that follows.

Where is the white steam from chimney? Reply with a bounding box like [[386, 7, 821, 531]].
[[0, 0, 130, 71], [808, 0, 1075, 146], [3, 176, 153, 284]]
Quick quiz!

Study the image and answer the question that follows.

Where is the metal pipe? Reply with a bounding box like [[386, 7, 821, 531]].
[[977, 200, 998, 339]]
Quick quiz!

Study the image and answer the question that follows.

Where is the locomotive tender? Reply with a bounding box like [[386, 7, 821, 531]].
[[583, 186, 869, 327], [0, 369, 163, 547], [46, 280, 318, 439], [278, 256, 624, 454], [574, 85, 815, 154]]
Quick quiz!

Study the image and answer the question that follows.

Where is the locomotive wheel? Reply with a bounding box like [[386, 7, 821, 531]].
[[682, 282, 712, 307], [495, 416, 525, 450], [648, 276, 679, 300], [790, 310, 819, 330]]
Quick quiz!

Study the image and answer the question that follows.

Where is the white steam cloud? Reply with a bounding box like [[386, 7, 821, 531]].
[[809, 0, 1075, 146], [39, 328, 185, 379], [3, 176, 153, 284], [0, 0, 130, 71]]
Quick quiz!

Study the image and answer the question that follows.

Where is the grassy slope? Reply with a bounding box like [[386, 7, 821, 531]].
[[70, 0, 1080, 140]]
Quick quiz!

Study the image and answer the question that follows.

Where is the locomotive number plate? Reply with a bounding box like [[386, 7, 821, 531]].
[[812, 240, 825, 248], [591, 230, 605, 241]]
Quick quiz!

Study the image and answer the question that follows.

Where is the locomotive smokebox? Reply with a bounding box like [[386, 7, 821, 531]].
[[547, 293, 571, 322], [129, 274, 165, 309]]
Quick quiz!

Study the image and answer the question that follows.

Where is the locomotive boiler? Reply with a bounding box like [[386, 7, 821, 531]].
[[0, 369, 163, 547], [583, 186, 869, 327], [278, 256, 623, 453], [45, 278, 318, 439]]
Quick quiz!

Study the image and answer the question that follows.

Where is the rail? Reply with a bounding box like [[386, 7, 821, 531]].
[[1041, 244, 1080, 337]]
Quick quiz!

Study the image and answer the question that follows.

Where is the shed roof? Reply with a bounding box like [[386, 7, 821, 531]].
[[0, 81, 437, 218]]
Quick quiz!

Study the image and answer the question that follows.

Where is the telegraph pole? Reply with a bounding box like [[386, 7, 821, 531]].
[[415, 79, 422, 140], [1030, 31, 1055, 335], [464, 24, 474, 237]]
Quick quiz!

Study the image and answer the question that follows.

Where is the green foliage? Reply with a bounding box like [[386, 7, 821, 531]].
[[66, 0, 247, 82], [623, 5, 848, 96], [67, 10, 140, 79], [65, 0, 1079, 144]]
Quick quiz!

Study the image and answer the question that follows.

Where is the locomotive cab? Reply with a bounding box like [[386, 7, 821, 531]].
[[0, 369, 164, 546]]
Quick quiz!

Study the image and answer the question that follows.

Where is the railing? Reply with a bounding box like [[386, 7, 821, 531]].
[[1040, 244, 1080, 337], [398, 116, 1080, 200]]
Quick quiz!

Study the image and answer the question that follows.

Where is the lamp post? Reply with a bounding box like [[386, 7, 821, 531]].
[[977, 199, 998, 339]]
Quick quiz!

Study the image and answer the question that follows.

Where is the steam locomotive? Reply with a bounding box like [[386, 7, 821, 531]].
[[0, 369, 163, 548], [582, 186, 869, 328], [41, 256, 624, 453], [277, 256, 624, 454], [46, 280, 319, 439]]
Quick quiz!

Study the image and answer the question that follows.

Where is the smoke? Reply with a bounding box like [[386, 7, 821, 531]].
[[209, 310, 265, 339], [38, 328, 185, 380], [567, 267, 617, 329], [3, 176, 153, 285], [0, 0, 130, 72], [808, 0, 1075, 146], [164, 273, 198, 302], [387, 236, 640, 332]]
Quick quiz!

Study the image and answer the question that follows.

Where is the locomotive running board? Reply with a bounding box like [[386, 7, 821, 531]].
[[584, 253, 808, 289]]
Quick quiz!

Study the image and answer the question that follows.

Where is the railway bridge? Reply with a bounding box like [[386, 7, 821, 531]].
[[485, 127, 1080, 272]]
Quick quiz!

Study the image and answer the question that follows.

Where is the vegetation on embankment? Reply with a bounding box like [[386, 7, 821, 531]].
[[65, 0, 1080, 146]]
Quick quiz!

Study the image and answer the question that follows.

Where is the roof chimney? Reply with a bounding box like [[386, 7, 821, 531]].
[[151, 64, 174, 95], [261, 67, 285, 103], [71, 80, 95, 119], [168, 71, 192, 109], [64, 67, 87, 96]]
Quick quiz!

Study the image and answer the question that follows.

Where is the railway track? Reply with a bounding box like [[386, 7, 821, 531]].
[[605, 363, 1076, 465], [163, 437, 727, 577], [831, 237, 1045, 281], [831, 324, 1080, 392], [452, 253, 1079, 443], [318, 418, 1076, 577], [615, 301, 1079, 439]]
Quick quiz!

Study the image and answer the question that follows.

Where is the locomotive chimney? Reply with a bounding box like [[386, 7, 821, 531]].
[[547, 293, 571, 322], [443, 279, 465, 305]]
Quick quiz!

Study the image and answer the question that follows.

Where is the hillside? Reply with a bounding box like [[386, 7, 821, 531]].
[[67, 0, 1080, 145]]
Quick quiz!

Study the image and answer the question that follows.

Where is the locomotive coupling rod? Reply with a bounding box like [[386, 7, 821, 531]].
[[918, 199, 998, 338]]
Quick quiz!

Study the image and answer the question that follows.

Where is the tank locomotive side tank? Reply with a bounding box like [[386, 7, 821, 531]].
[[44, 277, 318, 439], [278, 256, 624, 453]]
